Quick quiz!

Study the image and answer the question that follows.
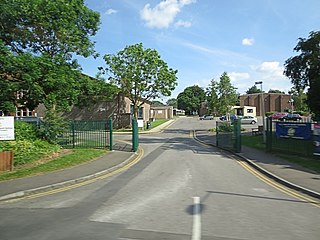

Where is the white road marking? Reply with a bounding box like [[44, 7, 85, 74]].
[[192, 196, 201, 240]]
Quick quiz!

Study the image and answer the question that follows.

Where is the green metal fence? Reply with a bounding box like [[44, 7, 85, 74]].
[[266, 117, 315, 156], [58, 120, 110, 149], [216, 119, 241, 153]]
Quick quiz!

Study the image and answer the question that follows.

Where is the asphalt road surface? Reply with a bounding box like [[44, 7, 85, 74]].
[[0, 117, 319, 240]]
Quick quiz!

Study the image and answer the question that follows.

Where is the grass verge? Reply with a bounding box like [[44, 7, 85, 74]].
[[0, 149, 107, 181], [241, 135, 320, 173]]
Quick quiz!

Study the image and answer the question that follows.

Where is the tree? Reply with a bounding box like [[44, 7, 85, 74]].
[[177, 85, 206, 115], [0, 0, 104, 116], [288, 88, 309, 113], [284, 31, 320, 118], [102, 43, 178, 118], [215, 72, 238, 115], [246, 85, 262, 94], [206, 79, 219, 115], [166, 98, 178, 108], [0, 0, 100, 59], [151, 100, 165, 107], [268, 89, 284, 94]]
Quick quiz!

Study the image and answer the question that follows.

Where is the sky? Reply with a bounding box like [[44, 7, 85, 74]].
[[78, 0, 320, 101]]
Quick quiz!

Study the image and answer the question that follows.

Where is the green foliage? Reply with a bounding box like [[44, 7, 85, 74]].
[[166, 98, 178, 108], [0, 0, 100, 58], [216, 122, 233, 132], [102, 43, 178, 118], [177, 85, 206, 115], [284, 31, 320, 117], [268, 89, 285, 94], [40, 110, 68, 143], [246, 85, 262, 94], [0, 121, 60, 166], [207, 72, 238, 115]]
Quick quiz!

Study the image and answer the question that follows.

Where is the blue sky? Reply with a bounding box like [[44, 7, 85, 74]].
[[78, 0, 320, 101]]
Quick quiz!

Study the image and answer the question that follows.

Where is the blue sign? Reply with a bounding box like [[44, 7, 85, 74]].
[[276, 122, 311, 140], [314, 124, 320, 156]]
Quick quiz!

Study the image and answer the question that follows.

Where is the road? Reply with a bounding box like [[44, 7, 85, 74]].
[[0, 117, 319, 240]]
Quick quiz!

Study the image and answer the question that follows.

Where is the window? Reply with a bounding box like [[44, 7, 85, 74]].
[[247, 109, 253, 113]]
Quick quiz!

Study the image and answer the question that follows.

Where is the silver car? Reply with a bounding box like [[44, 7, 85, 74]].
[[240, 116, 257, 124]]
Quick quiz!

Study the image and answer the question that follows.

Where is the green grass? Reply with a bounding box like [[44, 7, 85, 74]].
[[149, 119, 168, 129], [241, 135, 320, 173], [0, 149, 107, 181]]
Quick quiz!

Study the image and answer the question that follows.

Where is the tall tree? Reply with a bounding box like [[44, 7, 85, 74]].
[[0, 0, 100, 59], [216, 72, 238, 115], [284, 31, 320, 119], [102, 43, 178, 118], [246, 85, 262, 94], [177, 85, 206, 115], [166, 98, 178, 108], [0, 0, 103, 115], [206, 79, 219, 115]]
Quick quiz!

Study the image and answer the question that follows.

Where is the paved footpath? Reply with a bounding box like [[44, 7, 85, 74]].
[[195, 130, 320, 199]]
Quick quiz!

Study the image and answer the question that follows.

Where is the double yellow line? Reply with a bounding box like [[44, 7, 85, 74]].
[[191, 130, 320, 208], [1, 147, 144, 204], [236, 159, 320, 208]]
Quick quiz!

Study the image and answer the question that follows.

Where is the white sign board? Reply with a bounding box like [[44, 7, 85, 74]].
[[137, 119, 144, 128], [0, 116, 15, 140]]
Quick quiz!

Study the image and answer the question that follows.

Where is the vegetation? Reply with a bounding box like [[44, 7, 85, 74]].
[[177, 85, 206, 115], [166, 98, 178, 108], [101, 43, 178, 118], [242, 135, 320, 173], [206, 72, 238, 115], [284, 31, 320, 120], [246, 85, 262, 94], [0, 149, 106, 181]]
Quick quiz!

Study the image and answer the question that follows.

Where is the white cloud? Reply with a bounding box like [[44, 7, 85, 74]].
[[175, 20, 192, 28], [255, 61, 284, 77], [140, 0, 196, 29], [106, 9, 118, 15], [229, 72, 250, 82], [242, 38, 255, 46]]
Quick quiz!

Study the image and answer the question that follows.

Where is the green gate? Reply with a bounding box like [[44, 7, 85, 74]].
[[216, 119, 241, 153], [58, 120, 111, 149]]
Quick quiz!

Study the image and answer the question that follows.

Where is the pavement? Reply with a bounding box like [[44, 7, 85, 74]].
[[0, 119, 319, 202], [194, 130, 320, 199]]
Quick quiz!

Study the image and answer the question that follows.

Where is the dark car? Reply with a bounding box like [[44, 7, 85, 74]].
[[279, 113, 302, 121], [219, 114, 237, 121]]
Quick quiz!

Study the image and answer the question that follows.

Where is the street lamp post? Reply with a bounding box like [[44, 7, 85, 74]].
[[255, 81, 266, 143]]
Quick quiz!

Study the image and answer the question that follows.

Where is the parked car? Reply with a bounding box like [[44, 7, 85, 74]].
[[219, 114, 237, 121], [240, 116, 257, 124], [271, 112, 287, 119], [279, 113, 302, 121], [199, 115, 214, 120]]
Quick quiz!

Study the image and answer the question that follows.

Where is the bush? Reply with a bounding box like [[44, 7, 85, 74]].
[[0, 121, 60, 166]]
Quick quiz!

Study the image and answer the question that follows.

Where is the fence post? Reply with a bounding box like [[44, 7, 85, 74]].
[[109, 118, 113, 151], [132, 118, 139, 152], [233, 119, 241, 153], [266, 117, 272, 152]]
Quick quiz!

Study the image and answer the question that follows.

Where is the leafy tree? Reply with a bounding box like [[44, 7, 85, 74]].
[[284, 31, 320, 118], [0, 0, 104, 115], [206, 79, 219, 115], [0, 0, 100, 59], [151, 100, 165, 107], [268, 89, 284, 94], [289, 88, 309, 113], [216, 72, 238, 115], [246, 85, 262, 94], [166, 98, 178, 108], [177, 85, 206, 115], [102, 43, 178, 118]]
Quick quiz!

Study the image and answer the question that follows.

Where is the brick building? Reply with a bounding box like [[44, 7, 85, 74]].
[[239, 93, 291, 116]]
